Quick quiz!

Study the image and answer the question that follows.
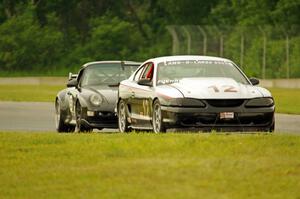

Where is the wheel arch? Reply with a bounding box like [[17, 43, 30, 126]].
[[151, 97, 160, 113], [152, 97, 159, 105], [117, 97, 131, 117], [55, 95, 67, 112]]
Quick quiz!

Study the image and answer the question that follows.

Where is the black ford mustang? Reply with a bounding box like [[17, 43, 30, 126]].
[[55, 61, 141, 132]]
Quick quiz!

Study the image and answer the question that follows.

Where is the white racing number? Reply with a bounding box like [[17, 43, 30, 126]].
[[208, 85, 238, 93]]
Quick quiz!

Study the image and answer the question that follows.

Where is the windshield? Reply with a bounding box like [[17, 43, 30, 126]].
[[157, 60, 249, 85], [81, 63, 138, 86]]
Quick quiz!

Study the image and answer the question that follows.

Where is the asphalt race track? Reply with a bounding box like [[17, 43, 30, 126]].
[[0, 101, 299, 133], [0, 102, 55, 132], [0, 101, 118, 132]]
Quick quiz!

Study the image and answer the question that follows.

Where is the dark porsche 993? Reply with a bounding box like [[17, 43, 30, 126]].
[[55, 61, 141, 132]]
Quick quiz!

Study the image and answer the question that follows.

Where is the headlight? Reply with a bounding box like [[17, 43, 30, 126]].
[[90, 94, 102, 106], [245, 97, 274, 107], [169, 98, 206, 107]]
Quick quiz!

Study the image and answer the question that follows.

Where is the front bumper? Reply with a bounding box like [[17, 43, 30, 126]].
[[161, 105, 275, 131], [81, 109, 118, 129]]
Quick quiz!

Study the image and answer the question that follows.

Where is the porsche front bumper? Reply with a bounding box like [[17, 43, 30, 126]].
[[80, 109, 118, 129]]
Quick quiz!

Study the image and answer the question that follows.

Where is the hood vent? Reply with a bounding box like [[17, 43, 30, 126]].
[[206, 99, 244, 107]]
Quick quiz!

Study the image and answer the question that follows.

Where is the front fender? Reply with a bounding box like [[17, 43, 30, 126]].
[[77, 93, 89, 108], [56, 89, 69, 111]]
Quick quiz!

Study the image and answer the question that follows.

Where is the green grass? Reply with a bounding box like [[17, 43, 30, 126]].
[[0, 85, 299, 114], [0, 132, 299, 199], [0, 68, 77, 77], [270, 88, 300, 114], [0, 85, 64, 102]]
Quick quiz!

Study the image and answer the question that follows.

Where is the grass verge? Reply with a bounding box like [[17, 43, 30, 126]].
[[0, 85, 64, 102], [270, 88, 300, 114], [0, 132, 299, 199]]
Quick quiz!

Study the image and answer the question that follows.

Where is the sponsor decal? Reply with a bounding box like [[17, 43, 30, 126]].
[[157, 79, 179, 85], [220, 112, 234, 119], [163, 60, 227, 66]]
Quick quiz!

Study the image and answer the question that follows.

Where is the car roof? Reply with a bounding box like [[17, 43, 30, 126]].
[[146, 55, 232, 64], [82, 60, 142, 68]]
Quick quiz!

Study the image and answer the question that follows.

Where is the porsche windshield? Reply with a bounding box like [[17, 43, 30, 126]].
[[81, 63, 137, 86], [157, 60, 249, 85]]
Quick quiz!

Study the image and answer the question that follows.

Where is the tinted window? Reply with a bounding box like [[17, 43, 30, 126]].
[[141, 63, 154, 80], [81, 63, 137, 86], [133, 66, 145, 82], [157, 60, 249, 85]]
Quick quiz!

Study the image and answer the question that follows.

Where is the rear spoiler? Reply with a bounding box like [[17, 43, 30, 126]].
[[121, 61, 142, 66], [121, 61, 142, 69]]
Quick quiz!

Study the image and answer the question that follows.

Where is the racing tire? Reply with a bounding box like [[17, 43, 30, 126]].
[[75, 101, 92, 133], [268, 116, 275, 132], [118, 100, 130, 133], [55, 100, 75, 133], [152, 100, 166, 133]]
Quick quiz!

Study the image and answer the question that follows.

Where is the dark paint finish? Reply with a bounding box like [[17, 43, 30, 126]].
[[55, 61, 141, 132]]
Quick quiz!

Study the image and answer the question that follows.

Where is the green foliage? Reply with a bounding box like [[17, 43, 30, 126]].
[[0, 8, 63, 72], [290, 37, 300, 78], [66, 16, 144, 65], [0, 0, 299, 76], [158, 0, 218, 24], [272, 0, 300, 28]]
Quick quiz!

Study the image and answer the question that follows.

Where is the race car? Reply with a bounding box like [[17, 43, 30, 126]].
[[55, 61, 141, 132], [117, 55, 275, 133]]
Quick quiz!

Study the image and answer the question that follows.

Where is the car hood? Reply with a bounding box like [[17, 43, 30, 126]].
[[164, 78, 270, 99], [84, 85, 118, 104]]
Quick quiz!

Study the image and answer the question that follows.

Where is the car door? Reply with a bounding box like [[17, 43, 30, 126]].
[[129, 62, 154, 128]]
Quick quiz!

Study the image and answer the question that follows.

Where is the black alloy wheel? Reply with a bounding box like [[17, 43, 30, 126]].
[[55, 99, 75, 133], [75, 101, 92, 133]]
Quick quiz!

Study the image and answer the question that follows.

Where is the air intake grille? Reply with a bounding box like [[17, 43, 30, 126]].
[[206, 99, 244, 107]]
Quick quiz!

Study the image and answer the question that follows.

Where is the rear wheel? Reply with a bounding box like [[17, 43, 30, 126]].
[[75, 102, 92, 133], [152, 100, 166, 133], [118, 100, 130, 133], [55, 100, 75, 133]]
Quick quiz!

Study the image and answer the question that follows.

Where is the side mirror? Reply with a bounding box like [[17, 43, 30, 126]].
[[249, 78, 259, 86], [138, 79, 152, 87], [68, 72, 78, 80], [67, 79, 78, 88]]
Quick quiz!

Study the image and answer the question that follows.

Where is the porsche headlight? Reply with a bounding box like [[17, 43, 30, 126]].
[[90, 94, 102, 106], [245, 97, 274, 107]]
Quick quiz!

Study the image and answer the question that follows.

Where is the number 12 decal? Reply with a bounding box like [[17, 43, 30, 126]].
[[208, 85, 238, 93]]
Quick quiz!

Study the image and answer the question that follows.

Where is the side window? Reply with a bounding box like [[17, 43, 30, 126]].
[[133, 65, 145, 82], [140, 63, 154, 80]]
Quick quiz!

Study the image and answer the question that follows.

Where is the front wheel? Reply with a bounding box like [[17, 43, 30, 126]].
[[75, 102, 92, 133], [118, 100, 130, 133], [55, 100, 75, 133], [269, 116, 275, 132], [152, 100, 166, 133]]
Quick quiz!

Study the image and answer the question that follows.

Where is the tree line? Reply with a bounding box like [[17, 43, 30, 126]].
[[0, 0, 299, 77]]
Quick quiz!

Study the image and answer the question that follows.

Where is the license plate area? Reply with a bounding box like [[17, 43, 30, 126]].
[[220, 112, 234, 119]]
